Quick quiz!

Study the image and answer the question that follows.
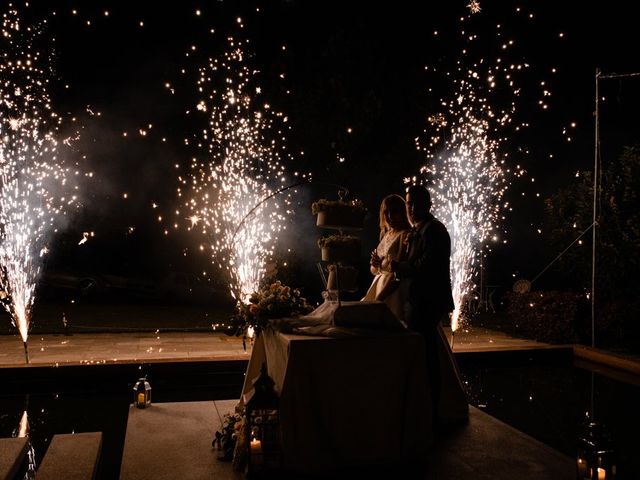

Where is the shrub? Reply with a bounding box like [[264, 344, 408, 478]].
[[504, 290, 589, 344]]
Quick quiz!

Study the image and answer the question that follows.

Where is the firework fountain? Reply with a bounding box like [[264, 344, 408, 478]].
[[416, 6, 529, 333], [0, 6, 78, 362], [179, 34, 290, 306], [419, 93, 506, 333]]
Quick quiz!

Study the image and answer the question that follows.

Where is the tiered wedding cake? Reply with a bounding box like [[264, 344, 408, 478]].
[[312, 195, 366, 294]]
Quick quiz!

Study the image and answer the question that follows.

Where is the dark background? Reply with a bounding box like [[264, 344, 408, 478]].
[[9, 0, 640, 306]]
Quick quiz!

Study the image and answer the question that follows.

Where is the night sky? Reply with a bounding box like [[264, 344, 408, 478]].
[[8, 0, 640, 297]]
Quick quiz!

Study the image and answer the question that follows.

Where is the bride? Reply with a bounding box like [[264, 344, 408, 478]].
[[362, 194, 411, 326], [364, 192, 468, 424]]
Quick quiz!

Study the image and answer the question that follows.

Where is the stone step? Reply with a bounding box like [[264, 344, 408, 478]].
[[120, 400, 242, 480], [0, 437, 29, 480], [120, 400, 575, 480], [37, 432, 102, 480]]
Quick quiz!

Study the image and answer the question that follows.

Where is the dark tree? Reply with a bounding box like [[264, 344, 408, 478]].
[[544, 145, 640, 348]]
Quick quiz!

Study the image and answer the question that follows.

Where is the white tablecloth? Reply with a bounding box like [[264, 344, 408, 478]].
[[241, 326, 432, 473]]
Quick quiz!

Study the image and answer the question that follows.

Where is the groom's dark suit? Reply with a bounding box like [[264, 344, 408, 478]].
[[396, 211, 454, 422], [402, 212, 454, 332]]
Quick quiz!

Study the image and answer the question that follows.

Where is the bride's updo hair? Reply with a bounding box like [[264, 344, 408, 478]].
[[379, 194, 411, 237]]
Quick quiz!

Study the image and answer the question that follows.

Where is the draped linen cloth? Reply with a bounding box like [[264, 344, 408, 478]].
[[241, 324, 432, 473]]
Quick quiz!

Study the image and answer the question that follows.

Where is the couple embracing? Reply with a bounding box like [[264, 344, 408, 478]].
[[363, 185, 468, 424]]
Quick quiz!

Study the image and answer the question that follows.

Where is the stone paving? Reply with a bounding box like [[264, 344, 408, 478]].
[[0, 326, 559, 368], [118, 400, 574, 480], [0, 331, 250, 367]]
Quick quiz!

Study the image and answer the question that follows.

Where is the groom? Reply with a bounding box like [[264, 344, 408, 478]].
[[390, 185, 455, 419]]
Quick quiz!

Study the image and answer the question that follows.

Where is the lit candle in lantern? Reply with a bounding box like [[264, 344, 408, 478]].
[[133, 377, 151, 408], [250, 438, 262, 454], [577, 457, 587, 477], [597, 467, 606, 480]]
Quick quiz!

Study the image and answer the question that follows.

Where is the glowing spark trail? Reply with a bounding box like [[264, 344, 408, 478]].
[[415, 8, 535, 332], [0, 6, 79, 361], [180, 36, 289, 304], [467, 1, 482, 14], [419, 92, 505, 332]]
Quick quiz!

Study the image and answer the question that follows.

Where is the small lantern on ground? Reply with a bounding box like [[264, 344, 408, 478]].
[[243, 362, 281, 476], [577, 421, 616, 479], [133, 377, 152, 409]]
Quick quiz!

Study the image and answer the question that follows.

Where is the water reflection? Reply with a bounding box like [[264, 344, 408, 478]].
[[460, 363, 637, 478], [0, 390, 129, 480], [0, 364, 243, 480], [12, 398, 36, 480]]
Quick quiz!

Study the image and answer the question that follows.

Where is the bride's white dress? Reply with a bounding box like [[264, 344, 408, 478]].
[[362, 230, 410, 326], [363, 230, 468, 422]]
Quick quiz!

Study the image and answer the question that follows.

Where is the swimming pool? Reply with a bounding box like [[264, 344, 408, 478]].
[[460, 358, 640, 479], [1, 355, 638, 479]]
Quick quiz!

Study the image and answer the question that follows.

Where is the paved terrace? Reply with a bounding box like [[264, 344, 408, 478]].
[[0, 326, 561, 367], [3, 325, 638, 383]]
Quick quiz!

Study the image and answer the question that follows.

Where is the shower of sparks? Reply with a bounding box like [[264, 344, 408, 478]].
[[179, 36, 290, 304], [0, 6, 79, 347], [417, 85, 506, 332], [467, 1, 481, 14], [414, 7, 548, 331]]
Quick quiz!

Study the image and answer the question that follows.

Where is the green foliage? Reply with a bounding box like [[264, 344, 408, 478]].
[[544, 145, 640, 297], [543, 145, 640, 350], [543, 172, 593, 286], [603, 145, 640, 292], [504, 291, 589, 344]]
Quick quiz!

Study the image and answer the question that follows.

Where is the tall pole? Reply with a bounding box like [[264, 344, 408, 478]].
[[591, 69, 600, 349]]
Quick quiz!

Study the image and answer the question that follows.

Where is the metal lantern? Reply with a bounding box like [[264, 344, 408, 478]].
[[133, 377, 152, 409], [577, 422, 616, 480], [243, 362, 281, 476]]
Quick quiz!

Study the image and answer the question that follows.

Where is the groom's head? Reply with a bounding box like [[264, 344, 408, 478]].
[[405, 185, 432, 225]]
